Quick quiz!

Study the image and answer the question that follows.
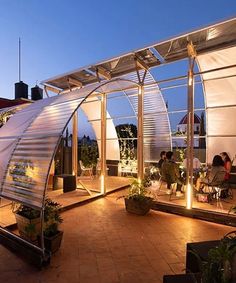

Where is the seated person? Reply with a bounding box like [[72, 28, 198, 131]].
[[220, 152, 232, 181], [182, 156, 201, 171], [196, 155, 226, 191], [161, 151, 184, 197], [182, 156, 201, 184], [157, 151, 166, 172]]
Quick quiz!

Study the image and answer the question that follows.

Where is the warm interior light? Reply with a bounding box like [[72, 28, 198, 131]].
[[186, 183, 192, 209], [188, 76, 193, 86], [100, 174, 105, 194]]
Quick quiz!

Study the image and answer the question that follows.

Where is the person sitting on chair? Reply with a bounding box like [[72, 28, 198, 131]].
[[182, 155, 201, 184], [161, 151, 184, 197], [157, 151, 166, 172], [195, 155, 226, 191], [182, 156, 201, 171], [220, 152, 232, 181]]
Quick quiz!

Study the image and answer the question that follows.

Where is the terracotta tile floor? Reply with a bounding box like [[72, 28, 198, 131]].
[[0, 189, 234, 283]]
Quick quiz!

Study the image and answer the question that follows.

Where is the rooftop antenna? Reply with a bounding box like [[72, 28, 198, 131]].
[[18, 37, 21, 82]]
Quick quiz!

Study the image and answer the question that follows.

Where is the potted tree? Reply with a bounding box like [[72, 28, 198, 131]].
[[119, 178, 153, 215]]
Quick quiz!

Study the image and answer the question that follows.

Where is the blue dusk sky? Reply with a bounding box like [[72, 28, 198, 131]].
[[0, 0, 236, 136]]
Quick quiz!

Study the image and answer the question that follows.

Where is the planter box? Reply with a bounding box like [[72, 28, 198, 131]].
[[186, 240, 220, 274], [15, 213, 41, 242], [163, 273, 201, 283], [43, 231, 63, 253], [125, 197, 153, 215]]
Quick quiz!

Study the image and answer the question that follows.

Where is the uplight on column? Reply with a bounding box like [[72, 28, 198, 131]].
[[186, 183, 192, 209], [100, 174, 105, 195]]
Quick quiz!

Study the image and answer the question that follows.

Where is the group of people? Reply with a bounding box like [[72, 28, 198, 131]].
[[196, 152, 231, 191], [157, 150, 232, 197]]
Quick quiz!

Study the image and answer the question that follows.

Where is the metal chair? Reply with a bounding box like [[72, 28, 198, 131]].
[[96, 158, 109, 177], [79, 160, 93, 178], [202, 170, 227, 201], [157, 172, 183, 200]]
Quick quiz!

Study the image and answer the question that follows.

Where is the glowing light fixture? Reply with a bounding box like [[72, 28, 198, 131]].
[[100, 174, 105, 194], [186, 183, 192, 209]]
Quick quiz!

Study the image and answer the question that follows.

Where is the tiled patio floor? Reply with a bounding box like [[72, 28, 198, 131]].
[[0, 189, 234, 283]]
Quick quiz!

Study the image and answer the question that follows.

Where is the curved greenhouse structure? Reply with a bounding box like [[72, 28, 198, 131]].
[[0, 17, 235, 260]]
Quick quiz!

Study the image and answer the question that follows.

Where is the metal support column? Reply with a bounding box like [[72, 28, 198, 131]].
[[137, 85, 144, 181], [72, 111, 78, 188], [186, 42, 196, 209], [100, 93, 107, 194]]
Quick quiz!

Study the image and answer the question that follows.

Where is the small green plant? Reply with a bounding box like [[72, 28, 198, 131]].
[[122, 177, 153, 201], [43, 198, 63, 237], [13, 203, 40, 219], [81, 143, 98, 167], [13, 198, 63, 239], [192, 231, 236, 283]]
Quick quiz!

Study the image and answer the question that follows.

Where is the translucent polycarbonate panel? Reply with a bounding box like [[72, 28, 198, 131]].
[[207, 107, 236, 136], [80, 97, 120, 160], [197, 46, 236, 108], [155, 18, 236, 63], [197, 46, 236, 163], [207, 137, 236, 163], [0, 88, 90, 208], [121, 71, 171, 161], [0, 96, 58, 196], [0, 79, 139, 208], [1, 136, 59, 209], [107, 96, 136, 117], [203, 78, 236, 107], [96, 139, 121, 161], [0, 138, 18, 185]]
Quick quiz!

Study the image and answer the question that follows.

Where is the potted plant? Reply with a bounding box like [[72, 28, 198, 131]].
[[201, 231, 236, 283], [188, 231, 236, 283], [40, 198, 63, 253], [119, 178, 153, 215], [13, 198, 63, 253], [13, 203, 41, 243]]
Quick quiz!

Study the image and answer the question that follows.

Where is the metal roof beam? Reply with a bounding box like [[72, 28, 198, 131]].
[[96, 66, 111, 80], [44, 85, 61, 94], [67, 77, 83, 88], [134, 56, 149, 71]]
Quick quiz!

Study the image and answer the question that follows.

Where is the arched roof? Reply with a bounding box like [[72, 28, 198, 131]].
[[0, 75, 170, 209]]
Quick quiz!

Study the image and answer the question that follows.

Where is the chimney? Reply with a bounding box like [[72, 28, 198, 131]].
[[31, 85, 43, 101], [15, 81, 28, 99]]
